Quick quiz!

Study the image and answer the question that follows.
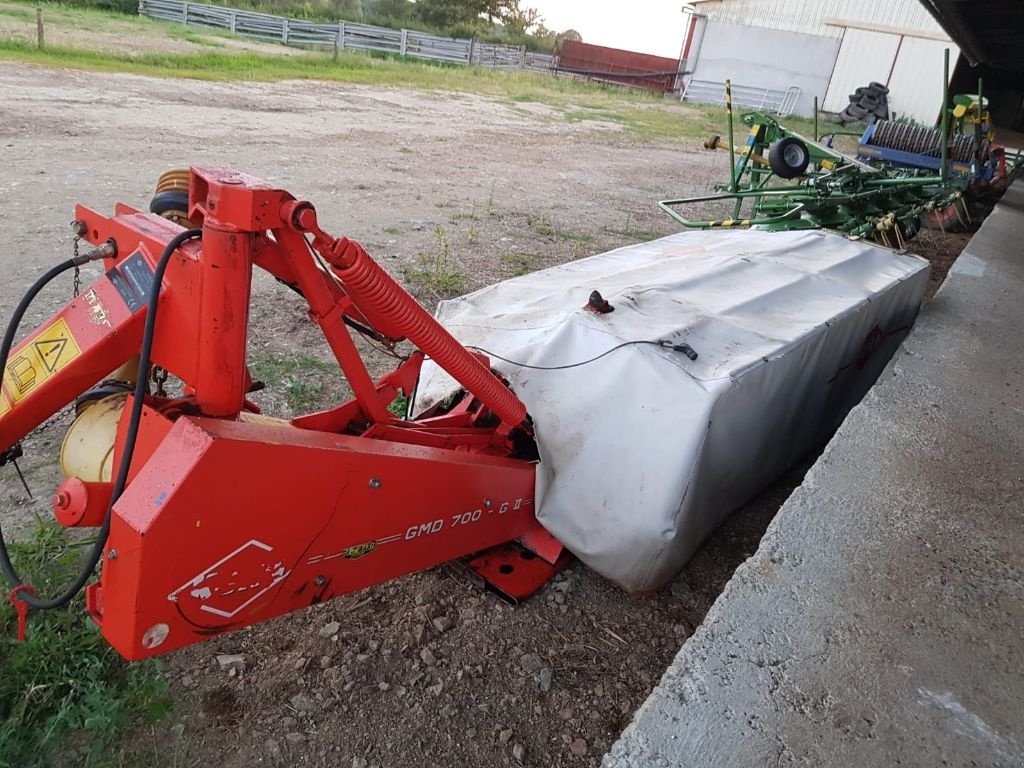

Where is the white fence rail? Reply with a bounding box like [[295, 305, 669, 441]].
[[139, 0, 554, 71], [681, 79, 801, 117]]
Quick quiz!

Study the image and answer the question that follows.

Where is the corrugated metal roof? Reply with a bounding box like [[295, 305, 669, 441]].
[[692, 0, 950, 39]]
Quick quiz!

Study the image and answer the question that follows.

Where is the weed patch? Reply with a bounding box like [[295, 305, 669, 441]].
[[501, 251, 536, 278], [0, 524, 171, 768], [404, 226, 464, 297], [249, 351, 342, 413], [604, 212, 666, 242]]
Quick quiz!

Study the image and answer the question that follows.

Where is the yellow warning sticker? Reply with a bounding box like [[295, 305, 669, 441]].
[[2, 318, 82, 404], [0, 392, 9, 419]]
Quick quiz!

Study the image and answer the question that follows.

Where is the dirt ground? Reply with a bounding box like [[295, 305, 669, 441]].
[[0, 61, 969, 768]]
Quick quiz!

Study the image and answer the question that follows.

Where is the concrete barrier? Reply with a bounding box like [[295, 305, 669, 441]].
[[605, 181, 1024, 767]]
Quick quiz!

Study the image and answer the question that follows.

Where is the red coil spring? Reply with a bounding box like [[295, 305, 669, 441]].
[[333, 240, 527, 427]]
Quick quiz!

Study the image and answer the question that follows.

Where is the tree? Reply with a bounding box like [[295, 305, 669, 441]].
[[558, 28, 582, 43], [366, 0, 413, 20], [329, 0, 363, 19], [412, 0, 545, 37], [500, 3, 541, 34], [415, 0, 486, 29]]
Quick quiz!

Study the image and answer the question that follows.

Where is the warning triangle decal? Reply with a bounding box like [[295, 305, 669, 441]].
[[33, 338, 68, 373]]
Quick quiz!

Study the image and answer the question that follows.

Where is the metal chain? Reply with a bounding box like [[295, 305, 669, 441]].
[[72, 235, 81, 298], [152, 366, 169, 398]]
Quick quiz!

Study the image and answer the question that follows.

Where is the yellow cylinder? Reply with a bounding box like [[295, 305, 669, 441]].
[[155, 168, 190, 195], [60, 393, 127, 482], [153, 168, 194, 228]]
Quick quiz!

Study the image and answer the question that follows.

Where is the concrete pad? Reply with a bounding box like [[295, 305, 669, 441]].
[[605, 183, 1024, 768]]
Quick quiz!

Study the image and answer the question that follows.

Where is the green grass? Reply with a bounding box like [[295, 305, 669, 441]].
[[387, 391, 407, 418], [501, 251, 536, 277], [405, 226, 464, 297], [604, 212, 665, 242], [0, 523, 171, 768], [533, 215, 596, 244], [249, 351, 343, 413]]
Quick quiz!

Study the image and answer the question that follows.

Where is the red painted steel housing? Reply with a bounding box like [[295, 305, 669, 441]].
[[0, 168, 559, 659]]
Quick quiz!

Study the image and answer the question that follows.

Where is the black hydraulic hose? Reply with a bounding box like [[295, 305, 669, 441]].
[[0, 228, 202, 610]]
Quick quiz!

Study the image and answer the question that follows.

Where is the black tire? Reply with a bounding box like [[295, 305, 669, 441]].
[[858, 93, 880, 110], [150, 189, 189, 218], [873, 105, 890, 120], [844, 102, 869, 120], [869, 81, 889, 95], [854, 86, 870, 97], [769, 136, 811, 179], [838, 107, 856, 124]]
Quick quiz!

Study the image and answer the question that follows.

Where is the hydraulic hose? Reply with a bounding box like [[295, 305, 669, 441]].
[[0, 228, 202, 610]]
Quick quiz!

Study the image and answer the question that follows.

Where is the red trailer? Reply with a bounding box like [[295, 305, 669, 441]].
[[554, 39, 680, 93]]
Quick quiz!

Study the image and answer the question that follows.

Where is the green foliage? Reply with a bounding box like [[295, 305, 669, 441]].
[[405, 226, 465, 297], [604, 212, 664, 242], [365, 0, 414, 26], [414, 0, 481, 31], [387, 391, 408, 417], [55, 0, 138, 16], [501, 251, 535, 277], [0, 524, 171, 768], [250, 351, 342, 413]]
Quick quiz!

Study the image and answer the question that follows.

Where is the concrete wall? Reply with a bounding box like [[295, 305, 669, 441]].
[[689, 20, 840, 117], [604, 181, 1024, 767]]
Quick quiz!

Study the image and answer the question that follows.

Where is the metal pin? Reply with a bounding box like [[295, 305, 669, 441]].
[[11, 459, 32, 499], [953, 202, 966, 228], [960, 198, 972, 225]]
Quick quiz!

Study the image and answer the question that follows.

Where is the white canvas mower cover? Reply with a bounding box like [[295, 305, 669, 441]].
[[414, 229, 929, 592]]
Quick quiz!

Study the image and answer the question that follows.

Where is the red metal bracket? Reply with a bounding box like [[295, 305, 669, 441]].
[[465, 544, 573, 604], [8, 585, 34, 641]]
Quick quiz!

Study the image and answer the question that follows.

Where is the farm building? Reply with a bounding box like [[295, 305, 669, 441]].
[[680, 0, 957, 123]]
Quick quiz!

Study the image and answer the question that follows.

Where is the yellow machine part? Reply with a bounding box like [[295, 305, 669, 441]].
[[153, 168, 195, 228], [60, 393, 127, 482], [104, 357, 140, 398]]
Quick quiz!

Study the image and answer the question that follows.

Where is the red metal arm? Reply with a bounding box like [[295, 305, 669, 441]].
[[1, 167, 555, 659]]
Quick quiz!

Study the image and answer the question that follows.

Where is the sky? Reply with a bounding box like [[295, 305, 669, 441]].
[[531, 1, 689, 59]]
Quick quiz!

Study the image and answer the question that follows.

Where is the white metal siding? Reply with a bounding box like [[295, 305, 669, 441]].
[[887, 37, 956, 124], [693, 0, 949, 39], [822, 29, 901, 113], [689, 20, 840, 117]]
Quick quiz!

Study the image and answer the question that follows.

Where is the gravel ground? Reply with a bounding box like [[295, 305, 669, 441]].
[[0, 61, 969, 767]]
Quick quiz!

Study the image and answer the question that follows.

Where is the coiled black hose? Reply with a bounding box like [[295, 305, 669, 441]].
[[0, 228, 201, 610]]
